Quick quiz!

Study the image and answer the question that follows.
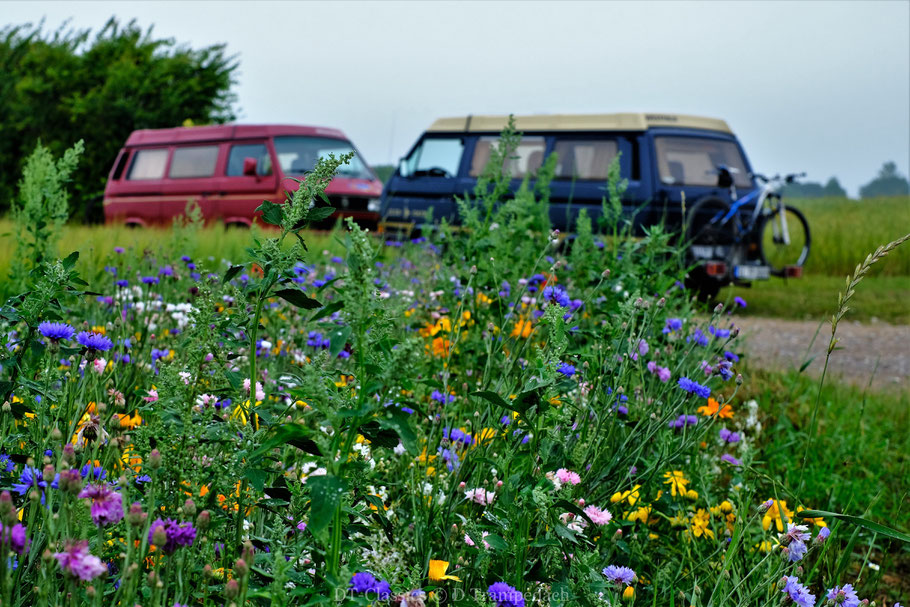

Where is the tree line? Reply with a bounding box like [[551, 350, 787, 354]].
[[783, 162, 910, 199], [0, 18, 238, 221]]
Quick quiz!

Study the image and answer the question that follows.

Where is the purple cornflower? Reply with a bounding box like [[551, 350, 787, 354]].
[[825, 584, 859, 607], [0, 521, 28, 555], [349, 572, 391, 598], [76, 331, 113, 353], [557, 362, 576, 378], [780, 575, 816, 607], [498, 281, 511, 298], [720, 454, 742, 467], [114, 247, 124, 254], [39, 322, 75, 342], [487, 581, 525, 607], [678, 377, 711, 398], [724, 351, 740, 362], [602, 565, 637, 586], [719, 428, 741, 443], [431, 390, 455, 405], [638, 339, 649, 356], [443, 427, 473, 446], [54, 540, 107, 581], [148, 519, 197, 554], [662, 318, 683, 334], [815, 526, 830, 544], [78, 484, 123, 526], [542, 285, 571, 307], [669, 414, 698, 429], [158, 265, 174, 277]]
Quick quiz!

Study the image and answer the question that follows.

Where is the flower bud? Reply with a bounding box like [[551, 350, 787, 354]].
[[183, 498, 196, 517], [148, 449, 162, 469], [127, 503, 147, 527], [0, 491, 15, 524], [152, 525, 168, 548], [196, 510, 211, 531], [58, 469, 82, 495], [62, 443, 76, 464], [234, 558, 248, 577], [735, 374, 743, 385], [714, 303, 724, 314], [50, 427, 63, 441], [225, 579, 240, 599], [42, 464, 56, 482]]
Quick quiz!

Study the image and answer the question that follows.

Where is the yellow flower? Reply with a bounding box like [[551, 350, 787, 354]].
[[611, 485, 642, 506], [622, 585, 635, 600], [762, 499, 795, 532], [662, 471, 689, 497], [689, 508, 715, 540], [428, 560, 461, 582], [510, 318, 534, 339], [626, 506, 652, 524], [796, 506, 826, 527]]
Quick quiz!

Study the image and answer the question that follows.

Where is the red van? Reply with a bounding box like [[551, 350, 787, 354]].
[[103, 124, 383, 228]]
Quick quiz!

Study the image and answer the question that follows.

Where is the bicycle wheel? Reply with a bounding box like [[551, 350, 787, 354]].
[[759, 204, 810, 274]]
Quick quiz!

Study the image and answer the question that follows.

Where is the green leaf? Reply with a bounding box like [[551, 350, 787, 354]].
[[275, 288, 322, 310], [252, 424, 323, 459], [554, 523, 578, 544], [306, 475, 347, 537], [61, 251, 79, 270], [243, 468, 268, 492], [358, 421, 400, 449], [377, 407, 418, 454], [307, 206, 336, 223], [310, 301, 343, 323], [223, 265, 244, 284], [470, 390, 522, 413], [483, 534, 508, 551], [328, 325, 352, 358], [256, 199, 284, 226], [796, 509, 910, 543]]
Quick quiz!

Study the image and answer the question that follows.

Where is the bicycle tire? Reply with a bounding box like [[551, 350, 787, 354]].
[[759, 204, 810, 274]]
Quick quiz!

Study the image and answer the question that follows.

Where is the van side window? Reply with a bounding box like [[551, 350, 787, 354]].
[[169, 146, 219, 179], [402, 138, 464, 178], [469, 137, 545, 178], [127, 149, 169, 180], [553, 139, 618, 180], [111, 151, 129, 180], [654, 137, 751, 187], [227, 143, 270, 176]]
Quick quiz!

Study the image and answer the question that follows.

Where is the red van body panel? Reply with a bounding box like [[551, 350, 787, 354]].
[[103, 124, 382, 228]]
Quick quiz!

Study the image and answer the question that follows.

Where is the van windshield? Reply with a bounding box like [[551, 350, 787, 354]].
[[400, 137, 464, 178], [654, 136, 751, 188], [274, 136, 373, 180]]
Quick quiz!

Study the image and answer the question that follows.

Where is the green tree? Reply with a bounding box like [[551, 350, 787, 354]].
[[0, 18, 238, 220], [822, 176, 847, 198], [859, 161, 910, 199]]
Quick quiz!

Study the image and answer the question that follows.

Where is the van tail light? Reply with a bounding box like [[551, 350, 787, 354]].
[[705, 261, 727, 277], [784, 265, 803, 278]]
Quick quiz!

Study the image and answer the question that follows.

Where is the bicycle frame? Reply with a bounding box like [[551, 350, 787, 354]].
[[710, 176, 790, 245]]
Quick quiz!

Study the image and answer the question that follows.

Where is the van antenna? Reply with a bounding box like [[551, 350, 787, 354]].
[[465, 115, 472, 132]]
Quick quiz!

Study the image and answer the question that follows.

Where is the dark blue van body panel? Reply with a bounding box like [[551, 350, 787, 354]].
[[380, 126, 758, 235]]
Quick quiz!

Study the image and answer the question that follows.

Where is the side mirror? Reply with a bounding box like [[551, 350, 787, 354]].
[[398, 157, 409, 178], [242, 157, 258, 176]]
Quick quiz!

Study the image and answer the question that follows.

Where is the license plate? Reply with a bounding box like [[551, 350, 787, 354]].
[[734, 265, 770, 280]]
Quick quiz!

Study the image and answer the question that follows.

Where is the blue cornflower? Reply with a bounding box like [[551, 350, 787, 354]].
[[181, 255, 192, 263], [557, 363, 576, 378], [542, 285, 571, 307], [662, 318, 683, 334], [443, 427, 473, 446], [0, 453, 14, 474], [688, 328, 709, 347], [488, 581, 525, 607], [825, 584, 859, 607], [141, 276, 159, 285], [781, 576, 815, 607], [431, 390, 456, 405], [677, 377, 711, 398], [734, 296, 747, 308], [104, 265, 118, 276], [12, 466, 58, 504], [77, 332, 113, 353], [708, 325, 731, 339], [39, 322, 75, 342], [724, 351, 740, 362], [602, 565, 637, 586], [80, 463, 107, 481], [115, 279, 129, 288], [498, 281, 511, 298]]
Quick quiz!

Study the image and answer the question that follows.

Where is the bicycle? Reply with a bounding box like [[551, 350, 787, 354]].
[[685, 167, 811, 279]]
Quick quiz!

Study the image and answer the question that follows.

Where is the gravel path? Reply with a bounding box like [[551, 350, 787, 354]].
[[733, 317, 910, 392]]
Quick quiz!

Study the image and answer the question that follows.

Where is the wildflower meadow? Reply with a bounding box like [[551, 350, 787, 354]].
[[0, 125, 907, 607]]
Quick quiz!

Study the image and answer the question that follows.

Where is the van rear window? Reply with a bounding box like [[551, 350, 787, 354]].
[[127, 149, 169, 180], [654, 137, 751, 187], [553, 139, 618, 180], [169, 146, 219, 179], [470, 137, 545, 178]]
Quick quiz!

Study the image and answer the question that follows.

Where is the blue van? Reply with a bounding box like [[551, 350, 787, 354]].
[[379, 113, 783, 296]]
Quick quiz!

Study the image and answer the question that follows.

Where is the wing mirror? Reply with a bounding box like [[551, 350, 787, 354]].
[[242, 157, 258, 177]]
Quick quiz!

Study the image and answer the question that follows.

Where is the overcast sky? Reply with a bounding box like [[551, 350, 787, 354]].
[[5, 1, 909, 196]]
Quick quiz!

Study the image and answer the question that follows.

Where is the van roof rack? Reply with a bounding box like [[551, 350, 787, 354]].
[[427, 113, 731, 134]]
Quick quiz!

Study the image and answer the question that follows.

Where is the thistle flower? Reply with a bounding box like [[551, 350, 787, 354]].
[[54, 540, 107, 581], [0, 521, 28, 555], [78, 484, 124, 526], [148, 518, 197, 554], [488, 581, 524, 607]]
